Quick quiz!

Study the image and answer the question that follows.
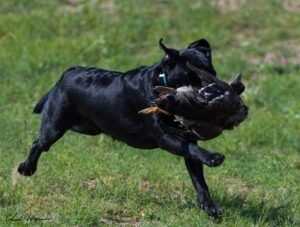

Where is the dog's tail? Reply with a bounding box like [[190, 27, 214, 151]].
[[33, 89, 52, 114]]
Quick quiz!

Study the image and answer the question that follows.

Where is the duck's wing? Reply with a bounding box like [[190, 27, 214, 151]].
[[187, 62, 233, 91], [156, 89, 207, 118], [153, 86, 176, 95]]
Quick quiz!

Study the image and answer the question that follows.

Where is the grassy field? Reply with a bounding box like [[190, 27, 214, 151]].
[[0, 0, 299, 226]]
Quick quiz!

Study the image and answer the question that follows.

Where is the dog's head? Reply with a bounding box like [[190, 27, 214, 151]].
[[158, 38, 216, 88]]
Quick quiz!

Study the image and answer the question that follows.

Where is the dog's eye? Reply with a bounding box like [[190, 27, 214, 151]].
[[164, 56, 176, 65], [164, 56, 173, 64]]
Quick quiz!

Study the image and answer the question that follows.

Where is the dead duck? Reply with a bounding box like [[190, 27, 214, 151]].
[[139, 62, 248, 140]]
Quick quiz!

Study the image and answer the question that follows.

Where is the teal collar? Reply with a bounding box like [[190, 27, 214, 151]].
[[159, 72, 168, 86]]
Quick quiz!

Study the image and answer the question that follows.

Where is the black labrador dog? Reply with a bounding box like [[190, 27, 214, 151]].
[[18, 38, 225, 217]]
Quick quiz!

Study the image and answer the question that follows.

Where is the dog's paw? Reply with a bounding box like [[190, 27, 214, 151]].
[[200, 201, 223, 218], [17, 162, 36, 176], [203, 153, 225, 167]]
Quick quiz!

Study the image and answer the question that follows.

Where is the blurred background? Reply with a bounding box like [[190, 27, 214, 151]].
[[0, 0, 299, 225]]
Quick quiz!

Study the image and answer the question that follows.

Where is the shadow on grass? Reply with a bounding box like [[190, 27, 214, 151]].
[[215, 193, 298, 225]]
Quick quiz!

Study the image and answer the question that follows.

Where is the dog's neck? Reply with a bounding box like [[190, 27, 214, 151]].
[[148, 60, 170, 87]]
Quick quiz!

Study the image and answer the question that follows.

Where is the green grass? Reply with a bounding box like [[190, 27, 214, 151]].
[[0, 0, 299, 226]]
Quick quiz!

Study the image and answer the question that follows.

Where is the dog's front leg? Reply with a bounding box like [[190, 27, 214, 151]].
[[158, 134, 225, 167], [185, 158, 222, 217]]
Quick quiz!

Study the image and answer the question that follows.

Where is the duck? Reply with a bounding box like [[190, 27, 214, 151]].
[[139, 62, 248, 140]]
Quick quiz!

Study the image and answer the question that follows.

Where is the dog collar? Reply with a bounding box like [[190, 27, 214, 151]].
[[159, 72, 168, 86]]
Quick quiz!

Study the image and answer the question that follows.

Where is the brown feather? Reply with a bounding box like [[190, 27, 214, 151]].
[[138, 107, 171, 115]]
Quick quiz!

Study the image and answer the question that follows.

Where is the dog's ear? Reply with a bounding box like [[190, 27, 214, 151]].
[[188, 38, 211, 50], [188, 39, 212, 60], [159, 38, 180, 60]]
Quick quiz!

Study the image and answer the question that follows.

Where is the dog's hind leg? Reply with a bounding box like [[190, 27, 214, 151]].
[[17, 140, 41, 176], [17, 121, 68, 176], [18, 91, 71, 176], [184, 158, 222, 218]]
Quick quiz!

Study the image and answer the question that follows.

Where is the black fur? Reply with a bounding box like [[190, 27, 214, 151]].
[[33, 90, 51, 114], [18, 39, 226, 217]]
